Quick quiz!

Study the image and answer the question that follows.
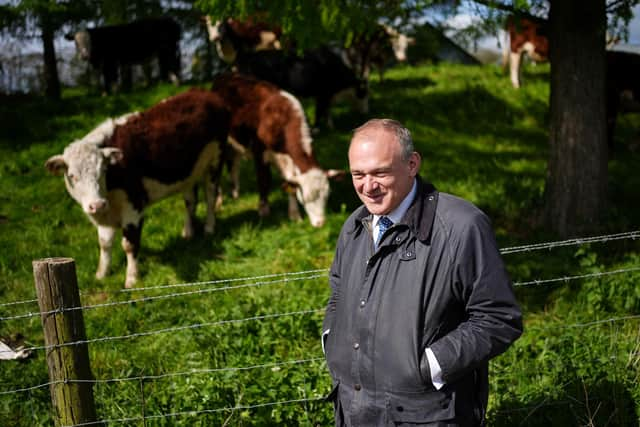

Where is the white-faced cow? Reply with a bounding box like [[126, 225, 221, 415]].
[[65, 17, 181, 94], [45, 89, 230, 287], [204, 16, 282, 64], [211, 73, 342, 227], [343, 24, 415, 82], [502, 15, 549, 89]]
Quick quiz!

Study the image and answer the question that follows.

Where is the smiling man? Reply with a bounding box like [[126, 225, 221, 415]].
[[322, 118, 522, 426]]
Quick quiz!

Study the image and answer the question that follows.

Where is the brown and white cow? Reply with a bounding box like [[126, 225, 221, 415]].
[[45, 89, 230, 287], [211, 73, 342, 227], [204, 16, 282, 64], [343, 24, 415, 82], [502, 15, 549, 89]]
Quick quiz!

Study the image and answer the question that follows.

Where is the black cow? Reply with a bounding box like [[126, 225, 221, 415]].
[[66, 17, 181, 94], [606, 50, 640, 152], [233, 47, 368, 129]]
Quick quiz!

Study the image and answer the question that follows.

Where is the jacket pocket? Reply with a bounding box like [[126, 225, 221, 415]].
[[386, 389, 455, 423]]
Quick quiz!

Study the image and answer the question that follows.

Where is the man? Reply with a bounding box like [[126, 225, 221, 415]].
[[323, 119, 522, 426]]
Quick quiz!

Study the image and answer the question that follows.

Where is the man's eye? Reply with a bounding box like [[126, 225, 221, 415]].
[[351, 173, 364, 179]]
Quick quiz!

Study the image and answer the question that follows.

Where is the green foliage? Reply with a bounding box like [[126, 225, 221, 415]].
[[1, 62, 640, 425]]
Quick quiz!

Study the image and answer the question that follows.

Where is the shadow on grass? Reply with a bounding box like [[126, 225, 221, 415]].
[[490, 379, 638, 427]]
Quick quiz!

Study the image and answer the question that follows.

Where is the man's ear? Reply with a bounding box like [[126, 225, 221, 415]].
[[44, 155, 67, 176], [408, 152, 421, 175]]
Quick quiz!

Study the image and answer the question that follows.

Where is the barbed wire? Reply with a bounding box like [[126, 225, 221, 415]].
[[1, 308, 323, 356], [0, 356, 324, 396], [65, 396, 326, 427], [4, 264, 638, 324], [499, 230, 639, 254], [512, 266, 640, 287], [0, 297, 38, 308], [2, 230, 637, 309], [0, 273, 325, 322]]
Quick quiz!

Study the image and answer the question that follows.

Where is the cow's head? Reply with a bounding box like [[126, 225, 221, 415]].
[[204, 17, 238, 63], [382, 25, 415, 62], [287, 168, 344, 227], [45, 142, 122, 217], [65, 30, 91, 60]]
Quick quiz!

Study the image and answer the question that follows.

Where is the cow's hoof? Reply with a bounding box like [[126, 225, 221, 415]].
[[204, 224, 215, 234], [95, 270, 107, 280], [125, 277, 137, 289], [258, 204, 270, 217], [182, 228, 194, 239]]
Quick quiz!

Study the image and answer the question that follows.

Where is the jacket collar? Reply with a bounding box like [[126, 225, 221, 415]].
[[351, 176, 438, 243]]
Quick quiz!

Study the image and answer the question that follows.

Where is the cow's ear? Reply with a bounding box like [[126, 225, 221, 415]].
[[326, 169, 346, 181], [407, 37, 416, 46], [282, 181, 298, 194], [45, 155, 67, 176], [102, 147, 123, 164]]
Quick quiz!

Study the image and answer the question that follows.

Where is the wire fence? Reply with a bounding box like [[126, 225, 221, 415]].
[[1, 230, 639, 425]]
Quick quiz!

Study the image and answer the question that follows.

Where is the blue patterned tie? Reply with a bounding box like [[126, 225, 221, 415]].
[[376, 216, 393, 246]]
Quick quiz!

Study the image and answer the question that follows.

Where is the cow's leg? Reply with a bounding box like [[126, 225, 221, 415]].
[[182, 186, 198, 239], [288, 193, 302, 222], [254, 146, 271, 217], [96, 225, 116, 279], [316, 96, 333, 129], [510, 51, 522, 89], [204, 154, 224, 234], [122, 220, 143, 288]]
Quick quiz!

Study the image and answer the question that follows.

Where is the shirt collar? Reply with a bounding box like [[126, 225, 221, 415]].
[[372, 178, 417, 228]]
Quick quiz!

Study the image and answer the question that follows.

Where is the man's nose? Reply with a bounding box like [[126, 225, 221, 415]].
[[363, 176, 378, 192]]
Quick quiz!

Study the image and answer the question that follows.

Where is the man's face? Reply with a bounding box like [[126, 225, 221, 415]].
[[348, 129, 420, 215]]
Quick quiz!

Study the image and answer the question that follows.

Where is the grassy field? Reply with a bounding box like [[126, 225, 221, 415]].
[[1, 61, 639, 426]]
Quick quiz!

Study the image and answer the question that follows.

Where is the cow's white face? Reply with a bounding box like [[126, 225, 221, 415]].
[[45, 142, 122, 218], [204, 17, 237, 63], [294, 168, 330, 228], [73, 30, 92, 60], [389, 33, 414, 62]]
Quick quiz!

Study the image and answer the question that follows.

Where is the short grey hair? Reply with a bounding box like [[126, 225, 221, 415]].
[[352, 118, 415, 160]]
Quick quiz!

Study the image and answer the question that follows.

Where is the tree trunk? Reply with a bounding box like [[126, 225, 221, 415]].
[[545, 0, 608, 237], [40, 12, 61, 100]]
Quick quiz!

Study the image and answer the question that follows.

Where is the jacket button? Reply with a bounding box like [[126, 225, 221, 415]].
[[360, 300, 365, 307], [353, 342, 360, 350], [395, 236, 401, 242], [406, 251, 413, 257], [354, 384, 361, 391], [428, 195, 434, 201], [396, 406, 404, 412]]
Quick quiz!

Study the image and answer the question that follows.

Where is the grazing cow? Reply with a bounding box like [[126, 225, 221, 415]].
[[45, 90, 230, 287], [343, 24, 415, 82], [206, 19, 367, 128], [235, 48, 368, 128], [606, 50, 640, 152], [211, 73, 342, 227], [204, 16, 282, 64], [65, 17, 181, 94], [502, 15, 549, 89]]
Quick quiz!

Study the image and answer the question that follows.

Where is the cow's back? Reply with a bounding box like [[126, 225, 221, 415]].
[[108, 89, 229, 185]]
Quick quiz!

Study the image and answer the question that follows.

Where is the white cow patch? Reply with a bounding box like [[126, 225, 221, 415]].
[[279, 90, 313, 155], [142, 143, 221, 202]]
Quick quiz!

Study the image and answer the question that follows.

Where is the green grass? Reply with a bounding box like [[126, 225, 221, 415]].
[[1, 62, 639, 426]]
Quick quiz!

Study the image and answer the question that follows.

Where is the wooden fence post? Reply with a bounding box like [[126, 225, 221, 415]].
[[33, 257, 99, 427]]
